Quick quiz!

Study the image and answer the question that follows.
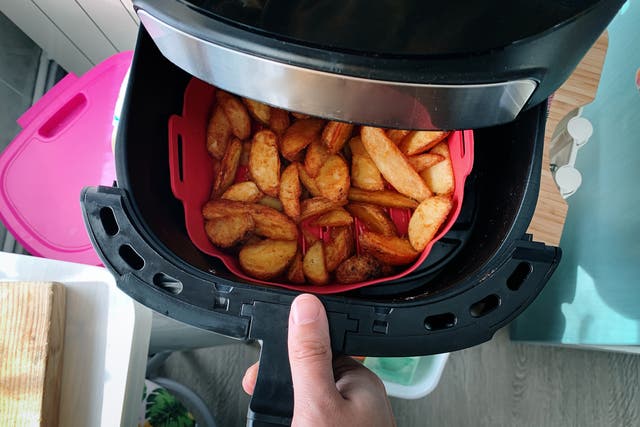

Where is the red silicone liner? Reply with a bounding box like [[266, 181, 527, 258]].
[[168, 78, 474, 294]]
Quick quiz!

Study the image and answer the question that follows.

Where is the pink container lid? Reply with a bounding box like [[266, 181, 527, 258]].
[[0, 51, 133, 265]]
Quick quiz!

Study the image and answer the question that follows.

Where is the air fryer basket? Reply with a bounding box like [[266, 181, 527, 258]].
[[82, 28, 559, 425]]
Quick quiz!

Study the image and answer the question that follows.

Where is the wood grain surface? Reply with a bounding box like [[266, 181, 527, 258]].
[[0, 282, 66, 427]]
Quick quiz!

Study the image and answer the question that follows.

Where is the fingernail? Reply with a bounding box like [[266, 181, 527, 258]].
[[291, 294, 320, 325]]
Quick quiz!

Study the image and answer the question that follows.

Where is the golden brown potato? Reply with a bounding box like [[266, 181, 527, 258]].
[[211, 138, 242, 198], [202, 199, 249, 220], [386, 129, 410, 144], [287, 251, 306, 284], [399, 131, 450, 156], [345, 203, 397, 236], [221, 181, 264, 203], [280, 118, 324, 161], [335, 254, 382, 284], [217, 91, 251, 140], [291, 112, 310, 120], [204, 214, 254, 248], [324, 227, 355, 272], [361, 127, 431, 201], [408, 196, 453, 251], [297, 163, 322, 197], [279, 163, 301, 220], [269, 108, 290, 135], [239, 239, 297, 280], [243, 98, 271, 125], [259, 196, 284, 212], [249, 130, 280, 197], [305, 140, 330, 178], [299, 197, 343, 222], [206, 106, 231, 160], [303, 241, 329, 285], [349, 136, 385, 191], [311, 208, 354, 227], [407, 153, 444, 172], [359, 231, 420, 266], [322, 121, 354, 154], [348, 188, 419, 209], [421, 142, 454, 196], [316, 154, 350, 203]]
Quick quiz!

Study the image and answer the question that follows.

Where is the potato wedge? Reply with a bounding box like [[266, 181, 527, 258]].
[[325, 226, 355, 272], [243, 98, 271, 125], [386, 129, 410, 144], [249, 204, 298, 240], [349, 137, 384, 191], [311, 208, 353, 227], [335, 254, 382, 284], [305, 140, 330, 178], [303, 241, 329, 285], [421, 142, 455, 196], [407, 153, 444, 172], [361, 127, 431, 201], [202, 199, 250, 220], [279, 163, 301, 220], [280, 118, 324, 161], [408, 196, 453, 251], [346, 203, 396, 236], [217, 91, 251, 140], [240, 141, 252, 166], [316, 154, 350, 203], [259, 196, 284, 212], [291, 112, 310, 119], [239, 239, 297, 280], [204, 214, 254, 248], [299, 197, 343, 222], [297, 164, 322, 197], [287, 251, 306, 284], [399, 131, 450, 156], [359, 231, 420, 266], [211, 137, 242, 198], [348, 188, 418, 209], [269, 108, 290, 135], [249, 130, 280, 197], [322, 121, 354, 154], [206, 106, 231, 159], [221, 181, 264, 203]]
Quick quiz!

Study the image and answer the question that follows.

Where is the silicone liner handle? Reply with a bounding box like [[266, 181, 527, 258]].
[[168, 115, 186, 200], [460, 130, 475, 176]]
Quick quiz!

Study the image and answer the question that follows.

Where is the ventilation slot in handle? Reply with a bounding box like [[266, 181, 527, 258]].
[[424, 313, 457, 331]]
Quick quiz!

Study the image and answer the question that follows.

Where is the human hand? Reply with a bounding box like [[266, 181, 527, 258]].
[[242, 294, 396, 427]]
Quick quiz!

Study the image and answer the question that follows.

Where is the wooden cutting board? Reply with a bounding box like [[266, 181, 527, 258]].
[[0, 282, 66, 427]]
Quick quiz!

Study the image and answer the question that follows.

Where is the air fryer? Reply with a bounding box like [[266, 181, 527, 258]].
[[81, 1, 623, 425]]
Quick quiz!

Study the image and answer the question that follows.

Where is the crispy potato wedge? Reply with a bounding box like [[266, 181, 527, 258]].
[[206, 106, 232, 160], [325, 226, 355, 272], [202, 199, 249, 220], [280, 118, 324, 161], [303, 241, 329, 285], [349, 137, 384, 191], [249, 130, 280, 197], [421, 142, 455, 196], [408, 195, 453, 251], [239, 239, 297, 280], [291, 112, 310, 119], [335, 254, 382, 284], [348, 188, 418, 209], [361, 127, 431, 201], [399, 131, 450, 156], [221, 181, 264, 203], [316, 154, 350, 203], [287, 251, 306, 284], [297, 163, 322, 197], [279, 163, 301, 220], [386, 129, 410, 144], [204, 214, 254, 248], [243, 98, 271, 125], [322, 121, 354, 154], [211, 138, 242, 198], [311, 208, 353, 227], [269, 108, 290, 135], [217, 91, 251, 140], [407, 153, 444, 172], [259, 196, 284, 212], [240, 141, 252, 166], [305, 140, 330, 178], [346, 203, 396, 236], [359, 231, 420, 266], [299, 197, 343, 222]]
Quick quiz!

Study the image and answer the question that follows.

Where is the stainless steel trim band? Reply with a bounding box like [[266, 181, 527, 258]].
[[139, 10, 537, 130]]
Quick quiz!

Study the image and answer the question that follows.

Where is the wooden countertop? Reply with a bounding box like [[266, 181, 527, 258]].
[[527, 32, 608, 246]]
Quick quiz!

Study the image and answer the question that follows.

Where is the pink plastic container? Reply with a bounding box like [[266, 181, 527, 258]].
[[0, 52, 132, 265], [169, 78, 474, 293]]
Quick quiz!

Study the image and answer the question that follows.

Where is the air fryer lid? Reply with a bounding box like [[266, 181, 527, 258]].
[[134, 0, 622, 129]]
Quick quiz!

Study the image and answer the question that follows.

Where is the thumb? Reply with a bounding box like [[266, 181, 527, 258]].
[[288, 294, 339, 409]]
